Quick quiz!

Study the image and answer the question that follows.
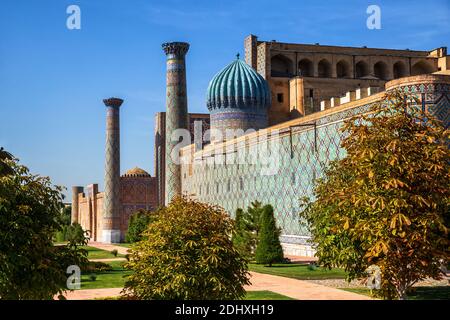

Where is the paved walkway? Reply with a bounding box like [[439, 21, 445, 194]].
[[88, 241, 130, 255], [59, 271, 370, 300], [89, 258, 127, 262], [285, 255, 318, 264], [80, 242, 369, 300], [244, 272, 371, 300], [60, 288, 123, 300]]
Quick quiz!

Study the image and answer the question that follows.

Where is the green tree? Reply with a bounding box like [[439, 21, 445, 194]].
[[125, 209, 155, 243], [232, 208, 252, 259], [123, 197, 250, 300], [54, 205, 73, 242], [60, 205, 72, 226], [247, 200, 263, 240], [0, 147, 14, 176], [0, 151, 88, 299], [232, 201, 264, 260], [54, 222, 88, 244], [65, 223, 89, 244], [300, 90, 450, 300], [255, 205, 284, 266]]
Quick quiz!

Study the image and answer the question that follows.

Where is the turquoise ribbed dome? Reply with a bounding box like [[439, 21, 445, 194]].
[[207, 58, 271, 111]]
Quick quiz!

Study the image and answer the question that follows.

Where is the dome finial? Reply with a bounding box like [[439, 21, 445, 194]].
[[236, 53, 240, 60]]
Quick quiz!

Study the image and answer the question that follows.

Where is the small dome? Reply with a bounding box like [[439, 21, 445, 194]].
[[207, 58, 270, 111], [122, 167, 151, 177]]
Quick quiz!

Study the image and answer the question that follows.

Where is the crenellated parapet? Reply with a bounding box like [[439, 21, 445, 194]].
[[320, 87, 380, 111]]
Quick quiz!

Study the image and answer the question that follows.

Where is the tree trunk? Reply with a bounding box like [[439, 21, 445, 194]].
[[396, 283, 408, 300]]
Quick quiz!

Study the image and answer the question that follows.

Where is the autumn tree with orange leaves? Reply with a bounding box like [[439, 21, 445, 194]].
[[300, 90, 450, 300]]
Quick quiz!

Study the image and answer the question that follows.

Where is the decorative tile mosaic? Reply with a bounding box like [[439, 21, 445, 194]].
[[181, 82, 449, 243]]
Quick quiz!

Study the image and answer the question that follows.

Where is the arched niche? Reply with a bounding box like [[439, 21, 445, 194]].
[[271, 54, 294, 77]]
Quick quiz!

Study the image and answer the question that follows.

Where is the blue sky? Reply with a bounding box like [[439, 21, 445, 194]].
[[0, 0, 449, 199]]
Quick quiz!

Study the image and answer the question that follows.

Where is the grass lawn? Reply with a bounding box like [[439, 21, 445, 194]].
[[341, 286, 450, 300], [249, 263, 347, 280], [244, 291, 294, 300], [81, 261, 131, 289], [81, 246, 125, 259]]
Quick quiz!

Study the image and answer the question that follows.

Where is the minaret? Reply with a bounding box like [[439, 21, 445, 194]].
[[71, 186, 84, 224], [162, 42, 190, 205], [102, 97, 123, 243]]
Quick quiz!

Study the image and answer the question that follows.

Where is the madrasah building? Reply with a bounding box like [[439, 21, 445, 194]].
[[72, 35, 450, 256]]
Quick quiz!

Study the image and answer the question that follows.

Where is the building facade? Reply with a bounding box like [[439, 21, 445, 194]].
[[72, 168, 158, 241], [244, 35, 449, 124], [180, 74, 450, 256], [154, 112, 210, 207], [72, 35, 449, 251], [176, 35, 450, 255]]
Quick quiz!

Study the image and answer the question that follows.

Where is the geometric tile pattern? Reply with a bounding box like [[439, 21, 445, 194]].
[[103, 98, 123, 232], [396, 82, 450, 128], [155, 112, 210, 207], [162, 42, 190, 205], [181, 81, 450, 245], [120, 173, 157, 234]]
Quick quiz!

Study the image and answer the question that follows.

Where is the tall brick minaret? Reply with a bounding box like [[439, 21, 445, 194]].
[[71, 186, 84, 224], [162, 42, 190, 205], [102, 97, 123, 243]]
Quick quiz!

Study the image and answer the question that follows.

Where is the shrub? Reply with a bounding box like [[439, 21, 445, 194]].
[[308, 263, 317, 271], [54, 228, 67, 243], [66, 223, 89, 244], [89, 274, 97, 282], [125, 209, 155, 243], [81, 261, 113, 273], [54, 223, 89, 244], [123, 197, 250, 300], [111, 249, 118, 257], [255, 205, 284, 266]]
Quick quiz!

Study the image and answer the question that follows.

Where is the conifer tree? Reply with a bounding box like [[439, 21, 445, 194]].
[[232, 208, 252, 260], [233, 201, 264, 260], [255, 205, 284, 266], [247, 201, 263, 240]]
